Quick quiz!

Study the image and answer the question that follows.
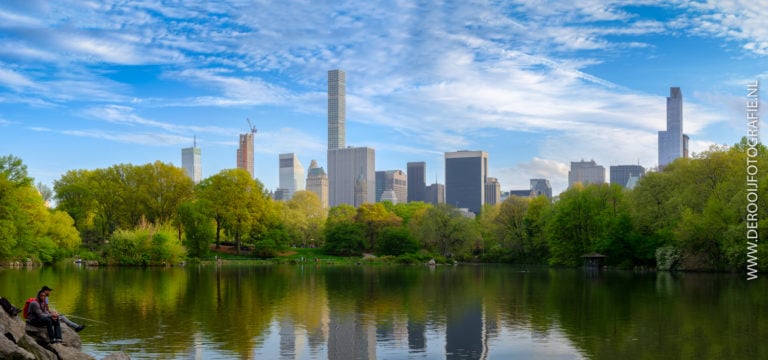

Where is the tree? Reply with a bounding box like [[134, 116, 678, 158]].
[[178, 200, 214, 258], [285, 191, 326, 247], [324, 222, 365, 256], [376, 227, 419, 256], [327, 204, 357, 226], [355, 203, 402, 251], [0, 154, 32, 186], [36, 182, 53, 205], [414, 204, 479, 257], [197, 169, 270, 254]]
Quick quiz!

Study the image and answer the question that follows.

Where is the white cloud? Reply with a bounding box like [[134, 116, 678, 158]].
[[681, 0, 768, 55], [61, 129, 190, 146], [81, 105, 241, 136], [0, 68, 38, 90]]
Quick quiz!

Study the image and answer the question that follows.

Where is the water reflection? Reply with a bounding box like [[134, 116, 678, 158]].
[[0, 265, 764, 359]]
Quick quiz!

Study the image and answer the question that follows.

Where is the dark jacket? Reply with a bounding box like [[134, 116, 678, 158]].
[[26, 299, 51, 323]]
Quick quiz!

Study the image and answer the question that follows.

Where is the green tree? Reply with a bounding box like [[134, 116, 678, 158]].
[[284, 191, 326, 247], [414, 204, 479, 257], [197, 169, 270, 254], [324, 222, 365, 256], [178, 200, 214, 258], [376, 226, 419, 256], [355, 203, 402, 251], [0, 154, 32, 186]]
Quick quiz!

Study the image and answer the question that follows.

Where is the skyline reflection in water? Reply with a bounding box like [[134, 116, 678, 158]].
[[1, 264, 763, 359]]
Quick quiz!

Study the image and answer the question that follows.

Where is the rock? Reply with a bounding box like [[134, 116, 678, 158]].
[[25, 324, 51, 344], [18, 335, 55, 360], [0, 334, 35, 360], [0, 304, 26, 343], [62, 324, 82, 350], [49, 343, 96, 360], [102, 351, 131, 360], [427, 258, 436, 266]]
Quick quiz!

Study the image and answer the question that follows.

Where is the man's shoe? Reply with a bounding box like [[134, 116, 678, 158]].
[[75, 324, 86, 332]]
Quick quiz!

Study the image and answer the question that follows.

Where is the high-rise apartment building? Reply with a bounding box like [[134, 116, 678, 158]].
[[425, 183, 445, 205], [278, 153, 305, 201], [568, 160, 605, 187], [328, 147, 375, 207], [237, 132, 255, 178], [328, 70, 345, 150], [181, 139, 202, 184], [306, 159, 329, 208], [485, 177, 501, 206], [530, 178, 552, 199], [407, 162, 426, 203], [376, 170, 407, 203], [445, 150, 488, 214], [610, 165, 645, 189], [658, 87, 689, 168]]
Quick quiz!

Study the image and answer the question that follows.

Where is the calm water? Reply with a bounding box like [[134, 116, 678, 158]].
[[1, 265, 765, 359]]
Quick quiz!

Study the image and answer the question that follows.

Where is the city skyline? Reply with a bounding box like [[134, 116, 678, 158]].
[[1, 2, 765, 196]]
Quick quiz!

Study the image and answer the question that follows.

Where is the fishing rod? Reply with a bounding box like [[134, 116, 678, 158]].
[[63, 314, 108, 325]]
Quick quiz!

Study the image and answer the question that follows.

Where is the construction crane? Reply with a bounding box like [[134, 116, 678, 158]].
[[246, 118, 257, 135]]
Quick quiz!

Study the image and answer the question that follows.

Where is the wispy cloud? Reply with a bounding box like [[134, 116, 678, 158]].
[[81, 105, 241, 136], [61, 129, 190, 146]]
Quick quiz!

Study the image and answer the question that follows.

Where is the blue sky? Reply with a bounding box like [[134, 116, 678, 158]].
[[1, 0, 766, 196]]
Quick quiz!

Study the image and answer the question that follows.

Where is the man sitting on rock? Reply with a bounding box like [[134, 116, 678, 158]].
[[26, 290, 63, 344], [40, 285, 85, 332]]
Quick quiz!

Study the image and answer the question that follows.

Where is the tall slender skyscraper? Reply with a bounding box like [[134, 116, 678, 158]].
[[328, 70, 346, 150], [658, 87, 685, 168], [181, 137, 202, 184], [279, 153, 305, 201], [445, 150, 488, 214], [407, 162, 426, 203], [237, 132, 254, 178]]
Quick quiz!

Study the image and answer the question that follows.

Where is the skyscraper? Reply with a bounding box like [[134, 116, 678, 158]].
[[426, 183, 445, 205], [568, 160, 605, 187], [658, 87, 687, 168], [407, 162, 426, 203], [375, 170, 407, 203], [328, 147, 376, 207], [278, 153, 305, 201], [485, 177, 501, 206], [328, 69, 345, 150], [237, 132, 255, 178], [530, 178, 552, 199], [306, 159, 329, 208], [181, 138, 201, 184], [610, 165, 645, 189], [445, 150, 488, 214]]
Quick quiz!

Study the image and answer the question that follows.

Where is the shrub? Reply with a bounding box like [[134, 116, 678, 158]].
[[252, 239, 279, 258], [376, 227, 419, 256]]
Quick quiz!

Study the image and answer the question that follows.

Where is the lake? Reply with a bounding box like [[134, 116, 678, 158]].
[[1, 264, 765, 359]]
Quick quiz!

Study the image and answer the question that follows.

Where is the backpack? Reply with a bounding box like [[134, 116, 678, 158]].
[[22, 298, 37, 320]]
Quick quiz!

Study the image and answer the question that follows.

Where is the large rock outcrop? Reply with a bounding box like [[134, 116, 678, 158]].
[[0, 298, 129, 360]]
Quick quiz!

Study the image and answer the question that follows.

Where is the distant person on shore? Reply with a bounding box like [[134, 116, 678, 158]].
[[26, 290, 62, 343], [40, 286, 85, 332]]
